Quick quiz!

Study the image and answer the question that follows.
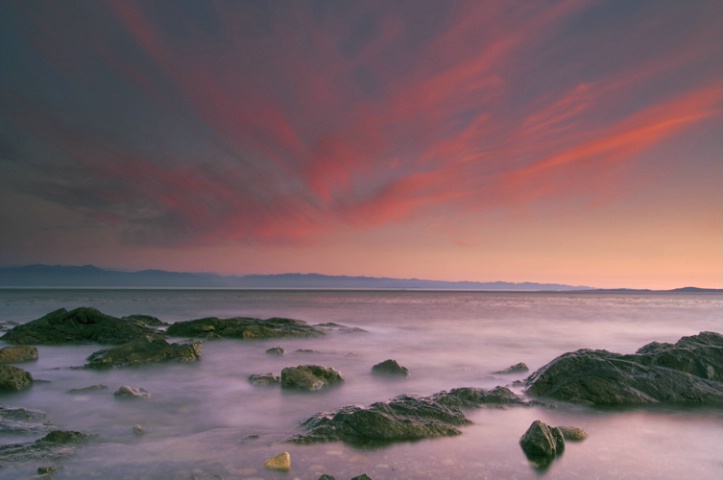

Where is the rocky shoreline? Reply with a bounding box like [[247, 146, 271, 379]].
[[1, 306, 721, 477]]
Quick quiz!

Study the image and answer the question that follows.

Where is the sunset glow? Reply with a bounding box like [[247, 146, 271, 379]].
[[1, 0, 720, 289]]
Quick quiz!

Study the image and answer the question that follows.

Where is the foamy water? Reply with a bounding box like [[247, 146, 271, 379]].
[[0, 289, 721, 479]]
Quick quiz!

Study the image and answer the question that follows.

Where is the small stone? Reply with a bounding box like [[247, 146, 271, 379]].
[[556, 425, 588, 441], [266, 346, 285, 355], [264, 451, 291, 471], [133, 424, 146, 435], [37, 466, 57, 474], [114, 385, 151, 399]]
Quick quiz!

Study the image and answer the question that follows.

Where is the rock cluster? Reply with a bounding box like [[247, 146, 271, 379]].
[[525, 331, 723, 406], [166, 316, 325, 339]]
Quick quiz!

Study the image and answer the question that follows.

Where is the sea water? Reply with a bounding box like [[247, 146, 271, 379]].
[[0, 289, 721, 479]]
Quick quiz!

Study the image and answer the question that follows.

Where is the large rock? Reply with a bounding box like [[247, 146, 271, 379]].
[[292, 394, 469, 444], [0, 307, 163, 345], [281, 365, 344, 391], [519, 420, 565, 459], [167, 316, 325, 339], [85, 337, 202, 368], [0, 345, 38, 364], [525, 331, 723, 406], [0, 364, 33, 391]]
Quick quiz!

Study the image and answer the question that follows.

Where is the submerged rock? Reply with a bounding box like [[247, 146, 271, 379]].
[[0, 364, 33, 392], [0, 307, 163, 345], [167, 316, 325, 339], [371, 359, 409, 377], [519, 420, 564, 464], [432, 386, 528, 408], [292, 394, 469, 444], [67, 384, 108, 394], [0, 406, 49, 434], [0, 429, 94, 463], [266, 346, 286, 355], [248, 372, 280, 385], [85, 337, 202, 368], [114, 385, 151, 399], [495, 362, 529, 374], [525, 331, 723, 406], [0, 345, 39, 364], [281, 365, 344, 391]]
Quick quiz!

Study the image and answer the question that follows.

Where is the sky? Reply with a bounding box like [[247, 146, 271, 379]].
[[0, 0, 721, 289]]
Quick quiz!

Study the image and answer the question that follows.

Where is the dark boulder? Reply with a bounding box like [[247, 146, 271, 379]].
[[371, 359, 409, 377], [525, 331, 723, 406], [266, 346, 286, 355], [281, 365, 344, 391], [85, 337, 201, 368], [167, 316, 325, 339], [0, 364, 33, 391], [292, 394, 469, 444], [432, 386, 527, 408], [519, 420, 565, 464], [0, 307, 163, 345], [0, 345, 38, 364]]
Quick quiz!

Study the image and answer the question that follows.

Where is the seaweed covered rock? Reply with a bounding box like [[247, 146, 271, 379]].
[[0, 345, 38, 364], [371, 359, 409, 377], [85, 337, 201, 368], [0, 364, 33, 392], [0, 307, 163, 345], [167, 316, 325, 339], [525, 331, 723, 406], [0, 429, 94, 463], [292, 394, 469, 444], [281, 365, 344, 391]]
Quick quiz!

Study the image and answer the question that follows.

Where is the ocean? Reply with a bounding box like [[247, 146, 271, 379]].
[[0, 289, 721, 479]]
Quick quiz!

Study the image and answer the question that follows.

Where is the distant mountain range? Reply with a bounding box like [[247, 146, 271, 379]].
[[0, 265, 719, 292], [0, 264, 598, 290]]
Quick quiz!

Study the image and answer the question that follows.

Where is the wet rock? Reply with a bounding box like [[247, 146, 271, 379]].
[[292, 394, 469, 444], [556, 425, 588, 441], [37, 466, 57, 474], [525, 331, 723, 406], [314, 322, 367, 334], [0, 345, 39, 364], [67, 384, 108, 394], [39, 430, 92, 444], [167, 316, 325, 339], [266, 346, 285, 355], [0, 307, 163, 345], [371, 359, 409, 377], [114, 385, 151, 399], [133, 424, 146, 435], [281, 365, 344, 391], [495, 362, 529, 374], [432, 386, 528, 408], [0, 406, 49, 434], [519, 420, 565, 459], [351, 475, 373, 480], [85, 337, 202, 368], [248, 372, 280, 385], [318, 475, 336, 480], [264, 451, 291, 470], [0, 364, 33, 391]]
